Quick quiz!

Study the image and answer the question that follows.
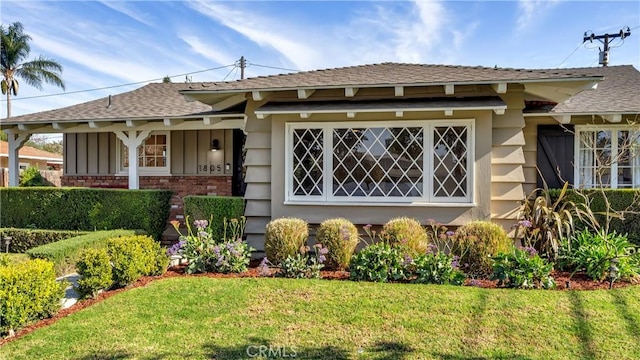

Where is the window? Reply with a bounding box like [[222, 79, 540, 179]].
[[576, 126, 640, 188], [119, 132, 170, 174], [286, 121, 474, 204]]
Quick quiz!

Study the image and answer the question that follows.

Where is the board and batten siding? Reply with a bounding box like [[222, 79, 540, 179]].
[[64, 130, 233, 176], [490, 87, 528, 231]]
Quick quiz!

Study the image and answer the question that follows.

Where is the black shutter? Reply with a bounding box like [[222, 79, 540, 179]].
[[537, 125, 574, 188]]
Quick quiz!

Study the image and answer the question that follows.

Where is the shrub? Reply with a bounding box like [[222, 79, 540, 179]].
[[278, 244, 328, 279], [315, 218, 359, 270], [183, 196, 245, 240], [264, 218, 309, 265], [19, 167, 51, 187], [411, 252, 465, 285], [381, 217, 429, 256], [349, 242, 410, 282], [492, 247, 556, 289], [560, 230, 640, 281], [0, 259, 66, 336], [26, 230, 136, 276], [75, 248, 113, 299], [0, 228, 86, 253], [170, 217, 253, 274], [453, 221, 511, 276], [0, 188, 172, 239], [107, 235, 168, 287], [551, 188, 640, 246]]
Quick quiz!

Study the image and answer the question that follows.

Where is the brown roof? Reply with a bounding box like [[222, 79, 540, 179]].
[[183, 62, 602, 92], [4, 83, 215, 124], [0, 140, 63, 161], [551, 65, 640, 114]]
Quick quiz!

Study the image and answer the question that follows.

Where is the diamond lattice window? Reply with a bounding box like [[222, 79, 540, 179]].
[[287, 121, 473, 203]]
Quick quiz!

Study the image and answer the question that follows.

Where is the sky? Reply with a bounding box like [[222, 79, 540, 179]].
[[1, 0, 639, 140]]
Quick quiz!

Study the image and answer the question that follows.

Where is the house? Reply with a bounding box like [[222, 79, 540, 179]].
[[1, 63, 639, 251], [0, 140, 63, 171]]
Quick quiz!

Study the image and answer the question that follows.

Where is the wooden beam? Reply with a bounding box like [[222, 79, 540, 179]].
[[394, 86, 404, 97], [163, 118, 184, 127], [204, 117, 222, 126], [552, 115, 572, 124], [256, 113, 268, 120], [492, 82, 508, 94], [300, 113, 311, 119], [395, 111, 404, 118], [493, 108, 506, 115], [89, 121, 112, 129], [444, 84, 455, 95], [345, 87, 359, 97], [347, 112, 356, 118], [211, 93, 246, 111], [603, 114, 622, 123], [297, 89, 316, 99], [444, 109, 454, 117], [52, 122, 76, 130], [17, 123, 45, 132], [126, 120, 147, 128], [252, 91, 271, 101]]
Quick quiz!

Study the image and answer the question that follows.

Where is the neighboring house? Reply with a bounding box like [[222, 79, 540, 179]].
[[1, 63, 638, 251], [0, 140, 63, 170]]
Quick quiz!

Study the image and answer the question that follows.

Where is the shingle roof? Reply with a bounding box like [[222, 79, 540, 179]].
[[183, 62, 603, 92], [0, 140, 63, 161], [4, 83, 215, 124], [551, 65, 640, 114]]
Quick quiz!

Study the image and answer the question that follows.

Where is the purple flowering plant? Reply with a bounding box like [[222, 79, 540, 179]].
[[278, 243, 329, 279]]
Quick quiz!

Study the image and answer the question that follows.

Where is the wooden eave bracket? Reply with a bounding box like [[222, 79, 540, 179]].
[[552, 115, 572, 124], [602, 114, 622, 123]]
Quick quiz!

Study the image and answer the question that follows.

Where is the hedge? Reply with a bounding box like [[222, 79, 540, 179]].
[[0, 188, 172, 239], [0, 259, 66, 336], [0, 228, 86, 253], [26, 230, 137, 276], [183, 196, 245, 240], [550, 188, 640, 245]]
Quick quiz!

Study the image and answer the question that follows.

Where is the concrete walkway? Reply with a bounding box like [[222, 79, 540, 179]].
[[57, 273, 80, 309]]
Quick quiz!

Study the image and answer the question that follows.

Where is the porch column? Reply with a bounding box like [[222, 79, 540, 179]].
[[114, 130, 151, 189], [6, 131, 31, 187]]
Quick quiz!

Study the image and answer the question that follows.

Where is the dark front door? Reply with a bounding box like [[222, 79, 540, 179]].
[[232, 129, 246, 196], [537, 125, 574, 188]]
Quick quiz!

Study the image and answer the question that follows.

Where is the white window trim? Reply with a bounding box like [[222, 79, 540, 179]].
[[116, 131, 171, 176], [574, 125, 640, 189], [285, 120, 475, 205]]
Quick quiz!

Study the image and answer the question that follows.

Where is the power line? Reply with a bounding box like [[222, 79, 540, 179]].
[[247, 62, 300, 73], [1, 64, 236, 102], [557, 42, 584, 67], [221, 65, 238, 81]]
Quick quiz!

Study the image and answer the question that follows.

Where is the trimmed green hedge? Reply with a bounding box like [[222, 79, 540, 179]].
[[0, 259, 66, 336], [550, 188, 640, 245], [0, 228, 86, 253], [0, 188, 172, 239], [26, 230, 137, 276], [183, 196, 244, 240]]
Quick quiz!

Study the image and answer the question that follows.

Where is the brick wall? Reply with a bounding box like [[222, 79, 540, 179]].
[[61, 175, 233, 220]]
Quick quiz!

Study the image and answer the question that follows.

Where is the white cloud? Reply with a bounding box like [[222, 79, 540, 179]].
[[517, 0, 560, 32], [97, 1, 155, 27], [178, 35, 237, 67]]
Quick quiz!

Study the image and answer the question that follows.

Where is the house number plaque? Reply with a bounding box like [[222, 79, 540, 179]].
[[198, 164, 224, 174]]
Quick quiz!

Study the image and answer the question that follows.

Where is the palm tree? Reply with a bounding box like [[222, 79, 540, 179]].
[[1, 22, 65, 118]]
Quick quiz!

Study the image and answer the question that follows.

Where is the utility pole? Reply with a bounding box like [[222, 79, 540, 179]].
[[239, 56, 246, 79], [583, 27, 631, 66]]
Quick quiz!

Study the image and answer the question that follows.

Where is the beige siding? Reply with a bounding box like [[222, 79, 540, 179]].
[[87, 133, 99, 174], [490, 90, 527, 226], [64, 134, 76, 175], [76, 133, 88, 174], [98, 132, 110, 174]]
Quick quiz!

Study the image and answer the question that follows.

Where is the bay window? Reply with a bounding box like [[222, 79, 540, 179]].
[[576, 126, 640, 188], [286, 120, 474, 204]]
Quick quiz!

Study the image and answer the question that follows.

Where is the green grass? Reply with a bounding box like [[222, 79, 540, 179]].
[[1, 253, 29, 265], [2, 278, 640, 359]]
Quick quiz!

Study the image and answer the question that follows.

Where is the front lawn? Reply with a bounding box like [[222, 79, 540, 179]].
[[2, 278, 640, 359]]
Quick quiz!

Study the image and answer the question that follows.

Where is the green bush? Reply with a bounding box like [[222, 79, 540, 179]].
[[315, 218, 359, 270], [381, 217, 429, 256], [560, 230, 640, 281], [183, 196, 245, 240], [0, 259, 66, 336], [277, 244, 328, 279], [492, 247, 556, 289], [0, 188, 172, 239], [26, 230, 136, 276], [19, 167, 51, 187], [75, 248, 113, 299], [107, 235, 168, 287], [0, 228, 85, 253], [349, 242, 410, 282], [411, 252, 466, 285], [453, 221, 512, 276], [264, 218, 309, 265], [550, 188, 640, 246]]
